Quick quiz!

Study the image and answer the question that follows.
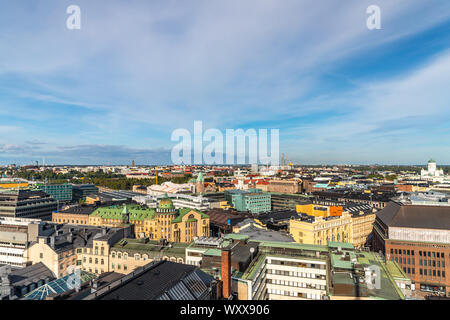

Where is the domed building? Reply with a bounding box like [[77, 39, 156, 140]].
[[148, 195, 210, 242], [89, 196, 210, 243], [421, 157, 445, 179]]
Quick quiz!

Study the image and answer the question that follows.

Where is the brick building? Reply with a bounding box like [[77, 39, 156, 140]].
[[372, 201, 450, 297]]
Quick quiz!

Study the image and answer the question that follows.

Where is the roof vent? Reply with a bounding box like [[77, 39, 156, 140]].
[[136, 280, 144, 286]]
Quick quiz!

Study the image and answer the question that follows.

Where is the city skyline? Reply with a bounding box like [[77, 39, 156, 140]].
[[1, 1, 450, 165]]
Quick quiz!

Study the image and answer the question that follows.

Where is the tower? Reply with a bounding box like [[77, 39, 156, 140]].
[[121, 205, 130, 224], [428, 157, 437, 174], [196, 172, 205, 193]]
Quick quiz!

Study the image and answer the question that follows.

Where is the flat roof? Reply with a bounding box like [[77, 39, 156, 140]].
[[250, 240, 329, 252]]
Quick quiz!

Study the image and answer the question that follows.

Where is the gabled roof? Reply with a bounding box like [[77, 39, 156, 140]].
[[96, 261, 214, 300]]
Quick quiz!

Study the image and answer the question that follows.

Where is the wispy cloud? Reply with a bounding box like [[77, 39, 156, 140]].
[[0, 0, 449, 164]]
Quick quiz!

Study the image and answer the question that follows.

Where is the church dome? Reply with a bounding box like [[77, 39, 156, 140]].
[[158, 195, 175, 210], [428, 157, 436, 163]]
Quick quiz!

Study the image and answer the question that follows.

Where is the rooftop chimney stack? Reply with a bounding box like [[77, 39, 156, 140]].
[[221, 248, 231, 299], [49, 236, 55, 249]]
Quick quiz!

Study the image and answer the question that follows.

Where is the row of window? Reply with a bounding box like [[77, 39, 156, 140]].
[[391, 248, 449, 259], [267, 278, 326, 290], [111, 252, 147, 261], [111, 263, 128, 271], [419, 269, 446, 278], [268, 259, 326, 270], [267, 288, 323, 300], [267, 268, 325, 280], [83, 257, 105, 265]]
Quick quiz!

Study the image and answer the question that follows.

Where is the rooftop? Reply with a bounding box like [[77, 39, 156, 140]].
[[112, 238, 188, 256], [376, 201, 450, 230]]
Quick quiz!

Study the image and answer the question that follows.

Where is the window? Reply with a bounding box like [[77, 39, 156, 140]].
[[39, 253, 43, 259]]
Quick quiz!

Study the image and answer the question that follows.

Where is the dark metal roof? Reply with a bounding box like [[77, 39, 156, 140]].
[[97, 261, 215, 300], [376, 201, 450, 230], [9, 263, 54, 287]]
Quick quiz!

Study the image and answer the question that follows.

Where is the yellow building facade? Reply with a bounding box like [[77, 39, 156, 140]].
[[350, 212, 376, 248], [89, 197, 210, 243], [27, 235, 113, 277], [290, 211, 376, 248], [289, 213, 353, 245]]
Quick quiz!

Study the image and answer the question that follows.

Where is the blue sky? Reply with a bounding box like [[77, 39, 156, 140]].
[[0, 0, 449, 165]]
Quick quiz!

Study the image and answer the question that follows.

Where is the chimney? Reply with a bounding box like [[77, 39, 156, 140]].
[[221, 248, 231, 299], [49, 236, 55, 249]]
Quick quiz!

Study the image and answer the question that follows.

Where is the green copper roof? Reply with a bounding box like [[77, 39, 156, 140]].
[[428, 157, 436, 163], [171, 208, 209, 223], [91, 205, 155, 221], [196, 172, 204, 182], [158, 194, 175, 210], [91, 204, 208, 224]]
